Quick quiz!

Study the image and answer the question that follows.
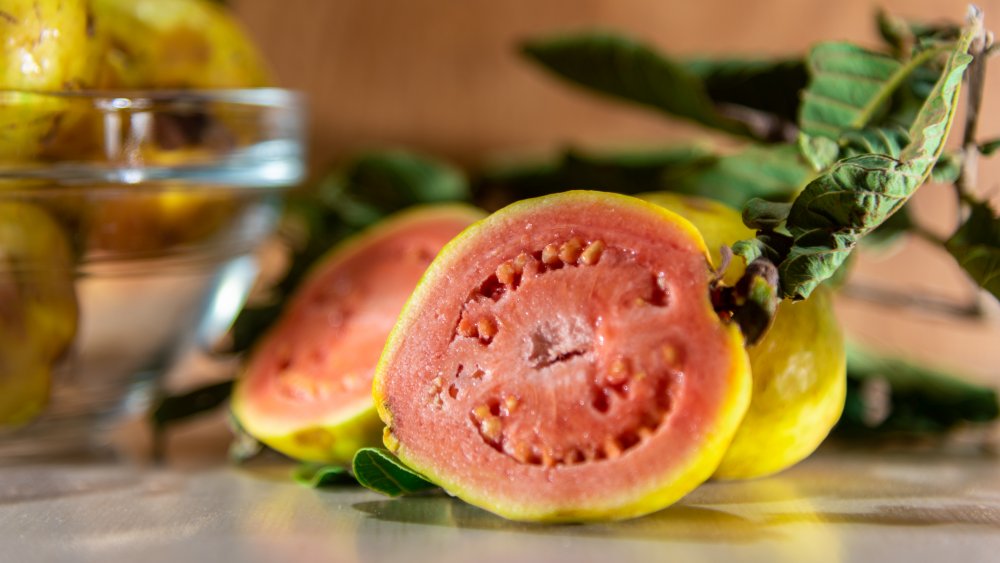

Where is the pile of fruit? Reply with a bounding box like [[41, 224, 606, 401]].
[[0, 0, 269, 426]]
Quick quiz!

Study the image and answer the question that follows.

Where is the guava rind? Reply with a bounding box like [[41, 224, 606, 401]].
[[713, 287, 846, 479], [232, 205, 484, 464], [375, 191, 752, 522]]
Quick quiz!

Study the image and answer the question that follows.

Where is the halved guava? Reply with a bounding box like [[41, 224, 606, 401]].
[[374, 191, 751, 522], [231, 205, 485, 464]]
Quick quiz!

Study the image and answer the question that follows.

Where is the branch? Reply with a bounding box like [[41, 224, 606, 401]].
[[954, 7, 990, 213]]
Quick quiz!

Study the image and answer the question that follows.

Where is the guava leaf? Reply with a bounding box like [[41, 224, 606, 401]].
[[797, 133, 840, 172], [682, 57, 807, 123], [946, 200, 1000, 300], [352, 448, 438, 497], [477, 143, 809, 209], [981, 138, 1000, 156], [151, 380, 233, 429], [837, 343, 999, 435], [520, 33, 754, 137], [293, 463, 356, 488], [743, 18, 976, 300], [669, 144, 813, 207], [839, 126, 910, 158], [930, 150, 962, 183], [798, 42, 942, 140], [476, 145, 715, 205], [876, 9, 961, 58], [320, 150, 471, 230]]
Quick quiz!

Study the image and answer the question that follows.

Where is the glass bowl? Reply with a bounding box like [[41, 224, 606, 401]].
[[0, 88, 304, 462]]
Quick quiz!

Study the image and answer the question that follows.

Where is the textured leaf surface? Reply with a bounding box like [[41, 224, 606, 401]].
[[352, 448, 437, 497], [798, 42, 941, 140], [946, 200, 1000, 300], [521, 33, 754, 136], [741, 21, 976, 300]]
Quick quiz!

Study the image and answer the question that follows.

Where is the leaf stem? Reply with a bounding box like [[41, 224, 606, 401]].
[[841, 281, 984, 319], [852, 46, 943, 130]]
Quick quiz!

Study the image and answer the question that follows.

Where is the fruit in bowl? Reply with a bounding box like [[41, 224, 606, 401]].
[[0, 0, 303, 461]]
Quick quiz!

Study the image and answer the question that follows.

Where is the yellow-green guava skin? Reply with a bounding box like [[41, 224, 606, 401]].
[[640, 192, 847, 480]]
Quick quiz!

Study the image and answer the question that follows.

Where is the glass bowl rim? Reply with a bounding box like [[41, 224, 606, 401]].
[[0, 87, 304, 107]]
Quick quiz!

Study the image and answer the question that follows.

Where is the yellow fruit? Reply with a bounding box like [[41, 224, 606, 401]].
[[0, 202, 78, 427], [0, 0, 97, 160], [90, 0, 271, 88], [640, 192, 846, 479]]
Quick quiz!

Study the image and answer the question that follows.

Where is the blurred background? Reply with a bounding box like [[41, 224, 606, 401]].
[[226, 0, 1000, 384]]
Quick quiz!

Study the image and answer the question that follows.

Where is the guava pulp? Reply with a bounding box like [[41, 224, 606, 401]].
[[232, 205, 484, 464]]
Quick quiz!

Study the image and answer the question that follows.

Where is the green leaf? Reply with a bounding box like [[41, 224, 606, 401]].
[[521, 33, 754, 137], [292, 463, 356, 488], [980, 138, 1000, 155], [683, 57, 807, 123], [476, 145, 715, 206], [321, 150, 470, 230], [668, 144, 813, 207], [797, 133, 840, 171], [151, 380, 233, 429], [352, 448, 437, 497], [476, 143, 809, 210], [758, 19, 976, 300], [946, 200, 1000, 300], [798, 42, 941, 139], [742, 199, 793, 230], [839, 126, 910, 158], [930, 150, 962, 183], [837, 343, 999, 435], [876, 9, 961, 59]]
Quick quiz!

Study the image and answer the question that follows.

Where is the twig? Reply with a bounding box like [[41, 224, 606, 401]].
[[841, 281, 984, 319], [954, 7, 989, 218]]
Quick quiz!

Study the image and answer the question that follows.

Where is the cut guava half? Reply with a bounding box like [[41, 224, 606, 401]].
[[375, 191, 751, 522], [231, 204, 484, 464]]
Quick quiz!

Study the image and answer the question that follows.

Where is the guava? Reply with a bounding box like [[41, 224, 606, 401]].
[[374, 191, 752, 522], [89, 0, 271, 89], [40, 0, 273, 255], [0, 202, 78, 426], [231, 205, 485, 464], [0, 0, 98, 161], [641, 192, 846, 480]]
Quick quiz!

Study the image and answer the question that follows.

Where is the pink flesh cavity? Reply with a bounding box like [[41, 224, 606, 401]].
[[243, 212, 475, 429], [382, 198, 740, 507]]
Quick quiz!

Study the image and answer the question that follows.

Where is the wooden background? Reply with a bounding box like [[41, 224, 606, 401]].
[[230, 0, 1000, 383]]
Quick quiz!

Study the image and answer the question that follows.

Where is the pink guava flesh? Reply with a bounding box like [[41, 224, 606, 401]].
[[240, 209, 479, 435]]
